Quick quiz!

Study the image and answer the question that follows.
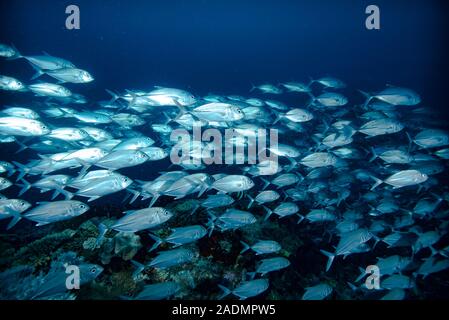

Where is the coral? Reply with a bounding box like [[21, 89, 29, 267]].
[[12, 229, 77, 269], [98, 232, 142, 264], [114, 232, 142, 261]]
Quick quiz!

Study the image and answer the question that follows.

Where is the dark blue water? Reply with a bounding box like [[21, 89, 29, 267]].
[[1, 0, 449, 300], [1, 0, 448, 110]]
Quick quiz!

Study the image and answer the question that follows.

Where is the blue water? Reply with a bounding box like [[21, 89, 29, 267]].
[[1, 0, 449, 300], [1, 0, 448, 109]]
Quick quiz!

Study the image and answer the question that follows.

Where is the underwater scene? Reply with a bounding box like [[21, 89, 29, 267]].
[[1, 0, 449, 301]]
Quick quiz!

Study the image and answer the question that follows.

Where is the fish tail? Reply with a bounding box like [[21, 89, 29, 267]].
[[217, 284, 232, 300], [14, 140, 28, 154], [347, 281, 358, 291], [262, 205, 273, 221], [260, 177, 270, 190], [358, 90, 373, 108], [17, 178, 31, 196], [12, 161, 29, 181], [173, 99, 187, 121], [30, 64, 45, 80], [148, 233, 163, 252], [246, 194, 255, 209], [405, 131, 414, 153], [369, 147, 377, 162], [162, 111, 172, 125], [296, 213, 305, 224], [149, 193, 160, 207], [239, 240, 250, 254], [355, 267, 367, 282], [128, 189, 141, 204], [369, 175, 383, 191], [272, 110, 282, 125], [320, 249, 335, 272], [105, 89, 120, 104], [6, 213, 22, 230], [95, 223, 108, 248], [130, 260, 145, 280], [249, 83, 257, 92]]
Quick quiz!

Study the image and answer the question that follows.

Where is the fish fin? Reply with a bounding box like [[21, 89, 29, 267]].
[[249, 83, 257, 92], [260, 177, 270, 191], [296, 214, 305, 224], [95, 223, 108, 248], [262, 205, 273, 221], [12, 161, 28, 181], [369, 147, 377, 162], [369, 175, 383, 191], [320, 249, 335, 272], [36, 222, 51, 227], [217, 284, 232, 300], [105, 89, 120, 104], [14, 140, 28, 154], [355, 266, 367, 282], [173, 99, 187, 121], [128, 189, 141, 204], [405, 131, 414, 153], [130, 260, 145, 279], [30, 64, 45, 80], [191, 204, 200, 215], [17, 178, 31, 196], [6, 214, 22, 230], [272, 110, 283, 125], [246, 194, 255, 209], [347, 282, 358, 291], [247, 272, 256, 280], [358, 90, 373, 109], [148, 233, 163, 252], [87, 196, 101, 202], [286, 158, 298, 172], [149, 193, 160, 207], [162, 112, 172, 125], [239, 241, 250, 254]]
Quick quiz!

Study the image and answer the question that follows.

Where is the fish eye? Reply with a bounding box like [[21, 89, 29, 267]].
[[91, 268, 97, 273]]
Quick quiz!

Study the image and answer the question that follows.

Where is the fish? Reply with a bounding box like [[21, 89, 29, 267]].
[[247, 190, 280, 208], [240, 240, 281, 255], [211, 175, 254, 193], [148, 248, 195, 269], [255, 257, 291, 275], [28, 83, 72, 97], [0, 117, 50, 136], [74, 174, 133, 202], [218, 279, 269, 300], [361, 86, 421, 106], [0, 44, 17, 58], [111, 207, 173, 232], [320, 229, 373, 271], [23, 200, 89, 226], [370, 170, 428, 190], [302, 283, 333, 300], [149, 225, 207, 251], [0, 75, 26, 91], [124, 282, 181, 300], [94, 150, 149, 170], [34, 68, 94, 83]]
